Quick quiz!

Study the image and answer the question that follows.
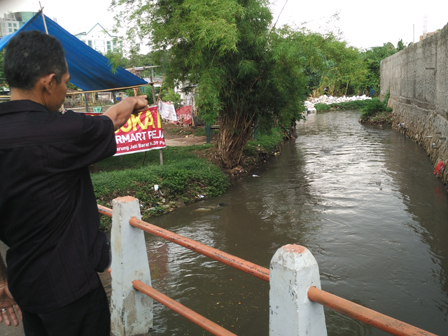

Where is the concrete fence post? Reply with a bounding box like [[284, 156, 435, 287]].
[[269, 244, 327, 336], [110, 196, 153, 336]]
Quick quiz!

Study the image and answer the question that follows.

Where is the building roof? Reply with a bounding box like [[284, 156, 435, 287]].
[[75, 23, 116, 38]]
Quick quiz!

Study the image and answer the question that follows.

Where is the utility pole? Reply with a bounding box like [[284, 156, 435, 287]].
[[413, 24, 415, 43]]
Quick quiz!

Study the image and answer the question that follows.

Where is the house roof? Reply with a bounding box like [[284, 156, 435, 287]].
[[75, 23, 116, 38], [0, 12, 146, 92]]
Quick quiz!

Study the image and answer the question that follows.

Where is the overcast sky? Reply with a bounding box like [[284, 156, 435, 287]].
[[1, 0, 448, 50]]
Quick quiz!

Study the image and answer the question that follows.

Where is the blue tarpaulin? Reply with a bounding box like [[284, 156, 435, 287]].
[[0, 12, 147, 91]]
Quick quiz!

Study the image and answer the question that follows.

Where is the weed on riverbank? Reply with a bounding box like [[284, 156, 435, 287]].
[[359, 93, 392, 126], [313, 96, 393, 126], [314, 100, 372, 112], [92, 145, 228, 229], [359, 110, 392, 126]]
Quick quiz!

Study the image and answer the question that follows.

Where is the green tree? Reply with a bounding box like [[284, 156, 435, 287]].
[[285, 28, 367, 97], [104, 50, 130, 73], [112, 0, 307, 168], [0, 51, 5, 83], [0, 51, 8, 92], [361, 40, 406, 95], [159, 87, 182, 109]]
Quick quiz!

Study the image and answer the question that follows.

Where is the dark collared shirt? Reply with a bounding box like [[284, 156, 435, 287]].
[[0, 100, 116, 313]]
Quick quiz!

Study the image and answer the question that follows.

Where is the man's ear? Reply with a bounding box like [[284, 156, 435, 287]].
[[40, 73, 57, 93]]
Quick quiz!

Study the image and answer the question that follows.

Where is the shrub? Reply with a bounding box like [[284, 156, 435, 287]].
[[315, 100, 372, 112], [360, 92, 392, 118], [243, 128, 283, 156], [314, 103, 330, 111], [91, 145, 229, 223]]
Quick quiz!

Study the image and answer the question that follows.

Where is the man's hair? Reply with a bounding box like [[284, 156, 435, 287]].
[[4, 30, 67, 90]]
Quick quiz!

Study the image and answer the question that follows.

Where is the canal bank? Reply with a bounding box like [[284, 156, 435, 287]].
[[380, 22, 448, 183]]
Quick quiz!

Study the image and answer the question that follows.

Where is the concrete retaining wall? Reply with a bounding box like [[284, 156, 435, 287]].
[[380, 22, 448, 181]]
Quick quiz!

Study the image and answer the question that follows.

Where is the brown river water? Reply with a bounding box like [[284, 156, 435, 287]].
[[144, 110, 448, 335]]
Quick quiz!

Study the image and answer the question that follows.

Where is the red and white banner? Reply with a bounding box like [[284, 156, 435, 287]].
[[176, 106, 192, 125], [114, 106, 166, 156]]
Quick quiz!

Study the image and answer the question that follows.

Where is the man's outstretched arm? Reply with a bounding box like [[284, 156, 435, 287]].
[[0, 253, 21, 327], [103, 96, 149, 131]]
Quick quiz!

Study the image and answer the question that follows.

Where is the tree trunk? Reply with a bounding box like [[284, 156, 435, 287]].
[[216, 111, 254, 169]]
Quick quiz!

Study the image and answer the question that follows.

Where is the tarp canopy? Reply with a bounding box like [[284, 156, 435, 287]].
[[0, 12, 147, 91]]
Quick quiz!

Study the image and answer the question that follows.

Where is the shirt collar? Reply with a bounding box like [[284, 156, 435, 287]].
[[0, 100, 50, 115]]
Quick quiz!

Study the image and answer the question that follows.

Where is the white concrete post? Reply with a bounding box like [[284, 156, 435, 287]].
[[110, 196, 153, 336], [269, 244, 327, 336]]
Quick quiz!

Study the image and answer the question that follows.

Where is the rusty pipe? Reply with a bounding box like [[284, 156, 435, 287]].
[[308, 286, 437, 336], [97, 205, 269, 280], [133, 280, 237, 336], [97, 204, 113, 218], [129, 217, 270, 282]]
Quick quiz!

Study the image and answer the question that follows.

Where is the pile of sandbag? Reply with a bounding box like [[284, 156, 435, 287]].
[[304, 95, 372, 113]]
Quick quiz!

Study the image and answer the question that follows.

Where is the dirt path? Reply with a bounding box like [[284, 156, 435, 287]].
[[162, 123, 215, 146], [165, 136, 207, 146]]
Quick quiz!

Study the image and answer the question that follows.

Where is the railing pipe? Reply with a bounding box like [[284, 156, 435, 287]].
[[133, 280, 237, 336], [129, 217, 270, 282], [308, 286, 437, 336], [98, 204, 113, 217], [98, 204, 268, 282]]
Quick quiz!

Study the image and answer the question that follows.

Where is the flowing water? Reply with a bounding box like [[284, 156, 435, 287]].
[[146, 110, 448, 335]]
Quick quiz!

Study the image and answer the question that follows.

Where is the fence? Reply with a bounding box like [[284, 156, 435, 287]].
[[99, 197, 438, 336]]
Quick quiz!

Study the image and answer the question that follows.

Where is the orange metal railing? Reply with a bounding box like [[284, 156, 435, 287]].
[[129, 217, 270, 282], [133, 280, 237, 336], [99, 204, 269, 281], [98, 204, 438, 336], [308, 287, 437, 336], [98, 204, 113, 218]]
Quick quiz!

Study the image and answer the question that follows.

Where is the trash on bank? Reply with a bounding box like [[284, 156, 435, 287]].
[[434, 161, 445, 176]]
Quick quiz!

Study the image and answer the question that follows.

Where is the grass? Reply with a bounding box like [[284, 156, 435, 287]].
[[243, 128, 284, 157], [92, 145, 229, 229], [359, 93, 393, 125], [314, 100, 372, 112]]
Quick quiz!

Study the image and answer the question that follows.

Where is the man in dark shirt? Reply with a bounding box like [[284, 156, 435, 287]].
[[0, 31, 148, 335]]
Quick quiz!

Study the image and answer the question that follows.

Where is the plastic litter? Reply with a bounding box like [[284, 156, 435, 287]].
[[434, 161, 444, 176], [252, 174, 259, 177], [154, 185, 159, 191]]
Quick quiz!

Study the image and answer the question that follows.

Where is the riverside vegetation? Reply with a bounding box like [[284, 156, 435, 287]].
[[359, 92, 392, 126], [314, 93, 392, 126], [94, 127, 284, 231]]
